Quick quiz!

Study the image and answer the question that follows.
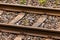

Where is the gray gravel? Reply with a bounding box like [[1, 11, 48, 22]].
[[1, 0, 60, 8], [0, 10, 19, 23], [39, 15, 60, 30], [16, 13, 40, 26], [0, 31, 56, 40]]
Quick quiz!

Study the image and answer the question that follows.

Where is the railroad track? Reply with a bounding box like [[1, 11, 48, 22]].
[[0, 0, 60, 40]]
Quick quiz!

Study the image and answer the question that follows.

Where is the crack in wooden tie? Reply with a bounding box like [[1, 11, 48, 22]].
[[9, 13, 25, 24], [32, 15, 47, 27], [0, 10, 3, 15]]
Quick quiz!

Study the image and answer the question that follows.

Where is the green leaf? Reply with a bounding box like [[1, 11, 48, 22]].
[[20, 0, 26, 4], [38, 0, 47, 4], [55, 0, 59, 4], [24, 19, 29, 25]]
